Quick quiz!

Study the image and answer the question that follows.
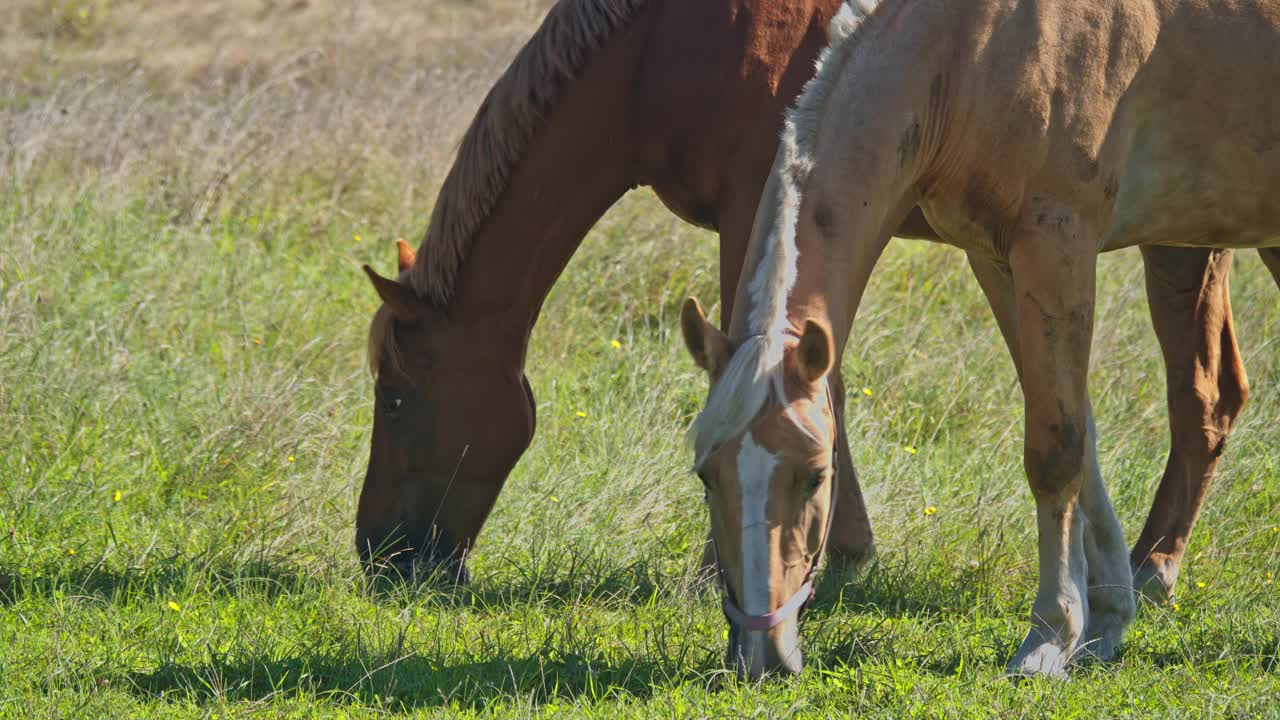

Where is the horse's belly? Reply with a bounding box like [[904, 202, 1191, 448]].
[[1102, 179, 1280, 252], [1102, 150, 1280, 251]]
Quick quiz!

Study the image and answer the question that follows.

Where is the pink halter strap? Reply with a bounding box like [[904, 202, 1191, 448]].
[[721, 580, 816, 631]]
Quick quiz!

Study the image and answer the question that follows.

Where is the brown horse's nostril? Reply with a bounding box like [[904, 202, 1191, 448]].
[[389, 552, 416, 579], [359, 531, 472, 586]]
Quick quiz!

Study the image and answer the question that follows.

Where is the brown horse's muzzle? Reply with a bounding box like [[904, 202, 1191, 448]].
[[357, 527, 472, 586]]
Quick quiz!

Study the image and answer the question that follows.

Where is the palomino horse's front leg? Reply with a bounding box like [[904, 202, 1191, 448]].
[[969, 255, 1134, 665], [1004, 206, 1126, 676], [1132, 247, 1248, 602]]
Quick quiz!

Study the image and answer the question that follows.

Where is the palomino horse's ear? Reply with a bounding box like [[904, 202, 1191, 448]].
[[396, 239, 417, 273], [795, 320, 834, 385], [681, 297, 733, 376], [363, 265, 421, 322]]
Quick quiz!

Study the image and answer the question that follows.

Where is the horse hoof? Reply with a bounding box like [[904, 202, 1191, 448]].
[[1006, 629, 1074, 679]]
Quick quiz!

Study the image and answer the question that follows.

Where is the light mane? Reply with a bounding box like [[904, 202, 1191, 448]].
[[408, 0, 649, 305], [691, 1, 878, 467]]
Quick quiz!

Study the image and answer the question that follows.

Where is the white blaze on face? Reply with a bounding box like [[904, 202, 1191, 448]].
[[736, 431, 777, 617]]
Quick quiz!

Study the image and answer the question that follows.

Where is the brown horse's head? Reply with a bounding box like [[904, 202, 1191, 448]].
[[681, 298, 838, 680], [357, 241, 535, 584]]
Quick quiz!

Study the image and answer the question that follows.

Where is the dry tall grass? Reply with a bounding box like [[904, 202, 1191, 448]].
[[1, 0, 558, 226]]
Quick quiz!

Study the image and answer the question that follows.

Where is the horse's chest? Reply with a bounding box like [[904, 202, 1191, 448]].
[[917, 198, 1009, 261]]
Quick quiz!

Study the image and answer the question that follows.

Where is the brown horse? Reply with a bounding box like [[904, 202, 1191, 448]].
[[683, 0, 1280, 679], [358, 0, 1252, 610], [358, 0, 881, 583]]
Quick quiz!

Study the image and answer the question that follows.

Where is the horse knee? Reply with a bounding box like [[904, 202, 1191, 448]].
[[1219, 358, 1249, 419], [1024, 414, 1087, 498], [1170, 370, 1247, 461]]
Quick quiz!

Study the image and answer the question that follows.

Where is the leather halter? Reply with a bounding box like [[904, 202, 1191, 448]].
[[704, 392, 840, 632]]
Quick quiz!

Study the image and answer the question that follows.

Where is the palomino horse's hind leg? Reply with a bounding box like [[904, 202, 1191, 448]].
[[969, 254, 1134, 664], [1075, 403, 1135, 660], [1131, 247, 1248, 603]]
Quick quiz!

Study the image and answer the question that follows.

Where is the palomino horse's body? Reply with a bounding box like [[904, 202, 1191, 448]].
[[360, 0, 1253, 617], [684, 0, 1280, 679]]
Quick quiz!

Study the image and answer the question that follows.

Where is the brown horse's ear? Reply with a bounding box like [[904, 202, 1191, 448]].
[[396, 239, 417, 273], [794, 319, 834, 384], [681, 297, 733, 376], [363, 265, 421, 322]]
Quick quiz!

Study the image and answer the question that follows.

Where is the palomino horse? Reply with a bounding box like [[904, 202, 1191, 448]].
[[358, 0, 1252, 608], [683, 0, 1280, 678]]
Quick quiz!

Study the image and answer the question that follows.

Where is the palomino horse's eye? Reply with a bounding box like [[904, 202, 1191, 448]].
[[805, 469, 827, 494]]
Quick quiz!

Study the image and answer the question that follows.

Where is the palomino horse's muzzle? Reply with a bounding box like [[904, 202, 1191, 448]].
[[714, 457, 836, 626]]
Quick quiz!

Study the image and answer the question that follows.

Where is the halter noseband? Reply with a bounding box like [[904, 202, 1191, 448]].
[[706, 393, 840, 632]]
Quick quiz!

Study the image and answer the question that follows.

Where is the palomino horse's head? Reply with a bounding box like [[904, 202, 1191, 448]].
[[681, 297, 838, 680], [357, 241, 535, 584]]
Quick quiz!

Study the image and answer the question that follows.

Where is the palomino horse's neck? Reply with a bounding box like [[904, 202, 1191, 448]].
[[726, 0, 901, 351], [432, 23, 645, 367], [739, 0, 940, 355]]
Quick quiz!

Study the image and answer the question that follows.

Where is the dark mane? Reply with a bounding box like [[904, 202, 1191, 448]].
[[408, 0, 649, 305]]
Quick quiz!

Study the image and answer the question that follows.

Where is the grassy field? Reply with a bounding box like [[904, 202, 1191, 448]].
[[3, 1, 1280, 717]]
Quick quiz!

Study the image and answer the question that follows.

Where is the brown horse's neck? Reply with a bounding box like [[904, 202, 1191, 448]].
[[432, 21, 649, 370]]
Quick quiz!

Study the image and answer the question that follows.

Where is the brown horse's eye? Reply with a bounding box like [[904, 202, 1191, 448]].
[[377, 386, 404, 418]]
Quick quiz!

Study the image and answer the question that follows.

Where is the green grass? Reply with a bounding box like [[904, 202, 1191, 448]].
[[4, 2, 1280, 717]]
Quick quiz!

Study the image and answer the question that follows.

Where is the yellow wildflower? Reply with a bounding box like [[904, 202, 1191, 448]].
[[112, 490, 121, 502], [611, 340, 622, 350], [167, 601, 181, 612], [1172, 602, 1180, 611], [287, 455, 295, 463], [67, 548, 75, 555], [550, 496, 560, 504], [354, 234, 362, 243], [576, 410, 588, 418], [904, 446, 917, 455], [862, 388, 873, 397], [924, 506, 937, 517], [1196, 581, 1206, 588]]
